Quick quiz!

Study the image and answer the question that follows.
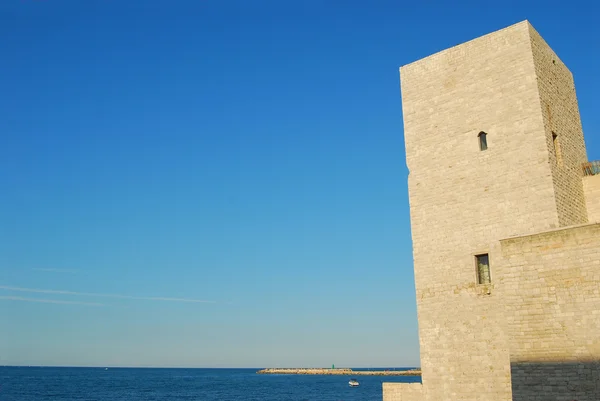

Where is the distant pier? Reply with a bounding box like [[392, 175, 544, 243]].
[[256, 368, 421, 376]]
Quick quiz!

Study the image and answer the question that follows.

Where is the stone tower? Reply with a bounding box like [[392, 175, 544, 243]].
[[384, 20, 600, 401]]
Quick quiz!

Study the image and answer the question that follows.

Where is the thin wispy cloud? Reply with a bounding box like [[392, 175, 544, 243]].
[[0, 285, 217, 304], [0, 295, 104, 306], [32, 268, 79, 274]]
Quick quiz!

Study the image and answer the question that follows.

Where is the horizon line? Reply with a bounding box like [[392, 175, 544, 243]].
[[0, 364, 420, 369]]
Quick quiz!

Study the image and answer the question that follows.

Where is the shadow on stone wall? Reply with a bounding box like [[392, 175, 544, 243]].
[[511, 361, 600, 401]]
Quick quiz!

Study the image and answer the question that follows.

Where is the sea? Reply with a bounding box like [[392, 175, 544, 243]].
[[0, 366, 421, 401]]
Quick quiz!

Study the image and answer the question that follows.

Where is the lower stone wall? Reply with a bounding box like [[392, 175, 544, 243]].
[[382, 383, 423, 401], [385, 223, 600, 401], [510, 362, 600, 401], [499, 223, 600, 401]]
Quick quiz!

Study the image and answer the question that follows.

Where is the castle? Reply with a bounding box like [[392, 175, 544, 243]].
[[383, 20, 600, 401]]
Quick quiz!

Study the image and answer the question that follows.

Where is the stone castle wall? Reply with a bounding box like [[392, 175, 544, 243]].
[[396, 20, 558, 401], [499, 223, 600, 401], [528, 24, 589, 227], [583, 175, 600, 222], [385, 223, 600, 401], [383, 382, 423, 401], [385, 20, 599, 401]]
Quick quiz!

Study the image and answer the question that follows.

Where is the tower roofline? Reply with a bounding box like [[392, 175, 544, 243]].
[[399, 20, 533, 72]]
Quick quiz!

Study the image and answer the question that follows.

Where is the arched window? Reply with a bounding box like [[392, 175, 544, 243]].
[[478, 131, 488, 151]]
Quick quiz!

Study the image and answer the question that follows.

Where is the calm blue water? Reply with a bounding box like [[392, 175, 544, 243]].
[[0, 367, 420, 401]]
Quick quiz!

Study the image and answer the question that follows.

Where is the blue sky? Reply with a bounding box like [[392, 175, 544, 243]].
[[0, 0, 598, 368]]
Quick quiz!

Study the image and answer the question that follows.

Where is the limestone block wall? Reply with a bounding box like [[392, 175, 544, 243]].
[[583, 175, 600, 222], [529, 25, 589, 226], [383, 383, 423, 401], [399, 20, 562, 401], [499, 223, 600, 401]]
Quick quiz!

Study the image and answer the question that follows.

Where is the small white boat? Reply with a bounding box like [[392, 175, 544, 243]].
[[349, 378, 359, 387]]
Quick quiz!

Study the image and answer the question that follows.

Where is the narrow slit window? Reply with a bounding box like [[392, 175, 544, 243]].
[[476, 254, 491, 284], [478, 131, 488, 151], [552, 132, 563, 166]]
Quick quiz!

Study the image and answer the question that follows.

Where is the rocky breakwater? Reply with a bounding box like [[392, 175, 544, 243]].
[[256, 368, 421, 376]]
